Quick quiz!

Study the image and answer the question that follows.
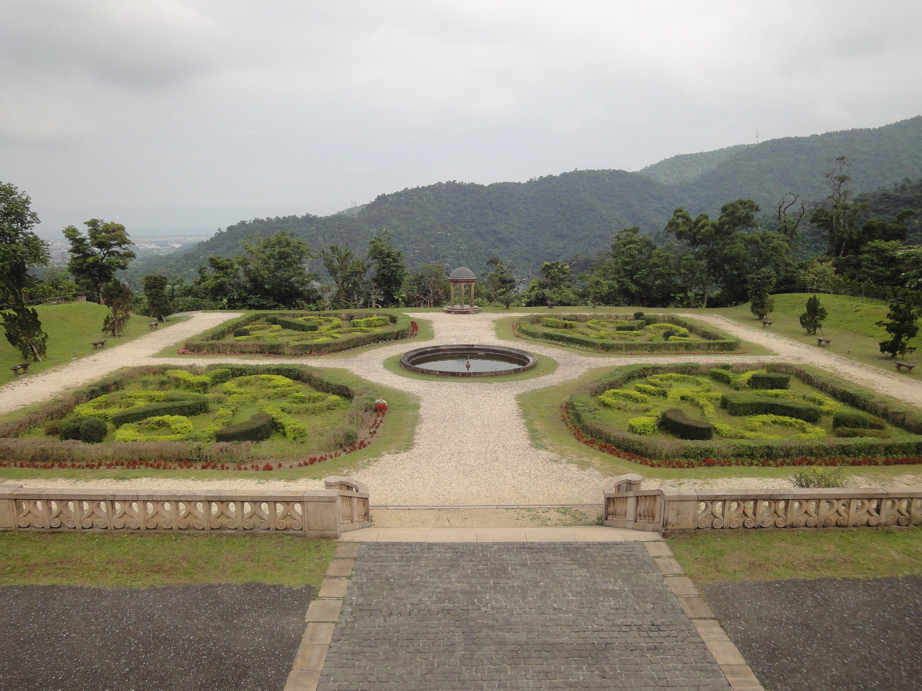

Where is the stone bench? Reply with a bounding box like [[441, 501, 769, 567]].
[[10, 363, 30, 376], [817, 337, 831, 347], [148, 321, 159, 330], [896, 362, 915, 374], [761, 320, 772, 327], [91, 339, 107, 350]]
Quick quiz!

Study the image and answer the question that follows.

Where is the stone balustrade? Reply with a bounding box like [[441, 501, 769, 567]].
[[0, 476, 370, 538], [603, 474, 922, 534]]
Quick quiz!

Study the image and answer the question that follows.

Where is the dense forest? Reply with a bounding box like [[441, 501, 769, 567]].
[[128, 116, 922, 283]]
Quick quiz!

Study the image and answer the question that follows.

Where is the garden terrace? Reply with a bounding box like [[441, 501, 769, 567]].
[[516, 313, 739, 353], [566, 363, 922, 468], [181, 311, 412, 356], [0, 364, 386, 470]]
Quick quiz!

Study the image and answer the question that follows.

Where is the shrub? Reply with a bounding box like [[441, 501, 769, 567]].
[[167, 369, 211, 393], [233, 328, 250, 337], [792, 466, 847, 488], [79, 417, 108, 444], [832, 410, 873, 429], [628, 416, 658, 436], [749, 373, 790, 390], [614, 322, 641, 331], [633, 311, 644, 320], [214, 413, 275, 443], [542, 317, 576, 329], [708, 368, 735, 385], [325, 425, 358, 449], [352, 316, 389, 328], [114, 415, 194, 442], [110, 395, 209, 427], [205, 368, 233, 385], [660, 408, 714, 440], [59, 417, 89, 441], [720, 392, 822, 423], [261, 404, 309, 442], [834, 427, 890, 438]]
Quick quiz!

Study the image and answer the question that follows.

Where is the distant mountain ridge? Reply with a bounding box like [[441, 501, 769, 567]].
[[132, 116, 922, 282]]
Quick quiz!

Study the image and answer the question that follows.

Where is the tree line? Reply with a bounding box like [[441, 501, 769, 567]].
[[2, 156, 919, 362]]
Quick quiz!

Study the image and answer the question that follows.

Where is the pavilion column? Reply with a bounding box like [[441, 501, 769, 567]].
[[450, 283, 456, 306]]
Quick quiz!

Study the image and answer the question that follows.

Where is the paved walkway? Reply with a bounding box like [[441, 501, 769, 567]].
[[286, 530, 763, 691]]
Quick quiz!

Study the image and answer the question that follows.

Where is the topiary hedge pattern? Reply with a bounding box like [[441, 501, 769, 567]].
[[517, 314, 739, 353], [214, 413, 275, 443], [565, 362, 922, 465], [183, 311, 410, 356]]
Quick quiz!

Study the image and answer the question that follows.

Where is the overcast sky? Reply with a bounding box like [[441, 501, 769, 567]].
[[3, 1, 921, 238]]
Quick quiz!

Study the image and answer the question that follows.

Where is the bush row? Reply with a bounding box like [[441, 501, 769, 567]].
[[214, 413, 275, 442], [660, 408, 714, 440], [719, 392, 823, 423], [109, 394, 210, 428]]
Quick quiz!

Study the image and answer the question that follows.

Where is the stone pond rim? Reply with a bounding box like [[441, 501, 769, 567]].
[[400, 344, 538, 378]]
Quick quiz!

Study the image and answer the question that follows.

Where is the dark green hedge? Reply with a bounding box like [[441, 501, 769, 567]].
[[749, 373, 790, 389], [215, 413, 275, 442], [720, 392, 822, 423], [110, 394, 210, 427], [660, 408, 714, 440]]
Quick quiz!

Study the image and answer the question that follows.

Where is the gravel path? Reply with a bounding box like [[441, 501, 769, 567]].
[[2, 310, 919, 509]]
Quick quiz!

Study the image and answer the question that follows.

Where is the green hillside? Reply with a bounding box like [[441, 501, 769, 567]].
[[130, 116, 922, 283]]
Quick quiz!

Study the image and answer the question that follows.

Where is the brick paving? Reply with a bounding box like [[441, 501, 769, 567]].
[[317, 542, 730, 690]]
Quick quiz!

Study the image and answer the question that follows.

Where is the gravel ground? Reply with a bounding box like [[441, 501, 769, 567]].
[[1, 310, 920, 512], [0, 583, 312, 691], [702, 576, 922, 690]]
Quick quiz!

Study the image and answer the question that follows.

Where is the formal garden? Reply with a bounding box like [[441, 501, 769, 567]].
[[180, 311, 413, 356], [515, 313, 740, 353], [0, 364, 388, 471], [566, 363, 922, 468]]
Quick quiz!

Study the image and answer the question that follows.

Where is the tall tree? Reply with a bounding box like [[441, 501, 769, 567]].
[[877, 303, 918, 358], [1, 182, 49, 308], [406, 260, 451, 308], [799, 295, 828, 335], [0, 182, 50, 361], [236, 232, 318, 309], [809, 156, 867, 257], [368, 231, 406, 307], [747, 268, 776, 320], [320, 244, 367, 308], [142, 274, 173, 322], [481, 257, 517, 308], [665, 200, 756, 307], [101, 280, 133, 337], [63, 219, 136, 302]]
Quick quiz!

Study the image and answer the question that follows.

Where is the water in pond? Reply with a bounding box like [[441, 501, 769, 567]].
[[412, 353, 524, 373]]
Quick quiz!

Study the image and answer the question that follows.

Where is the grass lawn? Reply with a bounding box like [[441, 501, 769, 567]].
[[711, 293, 921, 373], [1, 302, 168, 384], [669, 528, 922, 584], [0, 532, 335, 588]]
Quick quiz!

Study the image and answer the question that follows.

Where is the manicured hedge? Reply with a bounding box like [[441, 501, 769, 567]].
[[660, 408, 714, 440], [110, 394, 210, 427], [749, 373, 790, 390], [215, 413, 275, 443], [566, 362, 922, 464], [517, 314, 739, 353], [720, 392, 822, 423], [184, 311, 410, 356]]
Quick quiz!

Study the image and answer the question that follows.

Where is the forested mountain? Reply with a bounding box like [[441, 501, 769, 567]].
[[131, 116, 922, 283]]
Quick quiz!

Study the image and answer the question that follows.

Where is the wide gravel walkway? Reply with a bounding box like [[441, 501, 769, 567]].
[[2, 310, 920, 508]]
